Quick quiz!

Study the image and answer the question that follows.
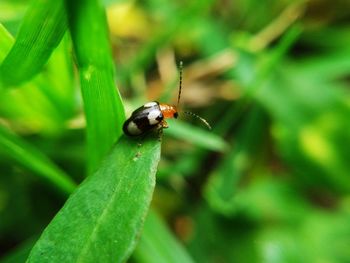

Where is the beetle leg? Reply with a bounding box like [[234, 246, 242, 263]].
[[156, 120, 168, 141], [161, 120, 169, 128]]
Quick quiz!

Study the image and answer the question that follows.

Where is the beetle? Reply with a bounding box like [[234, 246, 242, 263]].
[[123, 61, 211, 137]]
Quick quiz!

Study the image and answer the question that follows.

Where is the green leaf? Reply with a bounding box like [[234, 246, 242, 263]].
[[134, 211, 195, 263], [27, 135, 161, 263], [0, 25, 75, 132], [165, 119, 228, 152], [66, 0, 125, 174], [0, 125, 76, 195], [0, 0, 67, 86]]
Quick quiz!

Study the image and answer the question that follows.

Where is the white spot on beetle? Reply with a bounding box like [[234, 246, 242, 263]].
[[148, 109, 161, 125], [144, 102, 158, 107], [127, 121, 142, 135]]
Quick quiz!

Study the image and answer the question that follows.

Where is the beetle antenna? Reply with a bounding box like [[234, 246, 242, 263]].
[[177, 61, 183, 108], [183, 111, 212, 130]]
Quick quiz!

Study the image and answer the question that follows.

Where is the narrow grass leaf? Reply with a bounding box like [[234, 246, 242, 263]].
[[66, 0, 125, 174], [0, 125, 76, 195], [27, 135, 161, 263], [134, 211, 195, 263], [0, 0, 67, 86], [165, 120, 228, 152], [0, 27, 74, 133]]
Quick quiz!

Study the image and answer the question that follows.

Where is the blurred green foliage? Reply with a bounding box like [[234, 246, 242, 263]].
[[1, 0, 350, 262]]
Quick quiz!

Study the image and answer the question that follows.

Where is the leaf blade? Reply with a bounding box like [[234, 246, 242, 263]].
[[166, 120, 228, 152], [27, 135, 161, 263], [0, 0, 67, 86], [66, 0, 125, 174], [134, 211, 195, 263]]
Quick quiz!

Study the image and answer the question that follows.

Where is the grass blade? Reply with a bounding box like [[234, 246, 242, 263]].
[[27, 135, 161, 263], [165, 120, 228, 152], [0, 0, 67, 86], [66, 0, 125, 174], [134, 211, 195, 263], [0, 25, 75, 132]]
